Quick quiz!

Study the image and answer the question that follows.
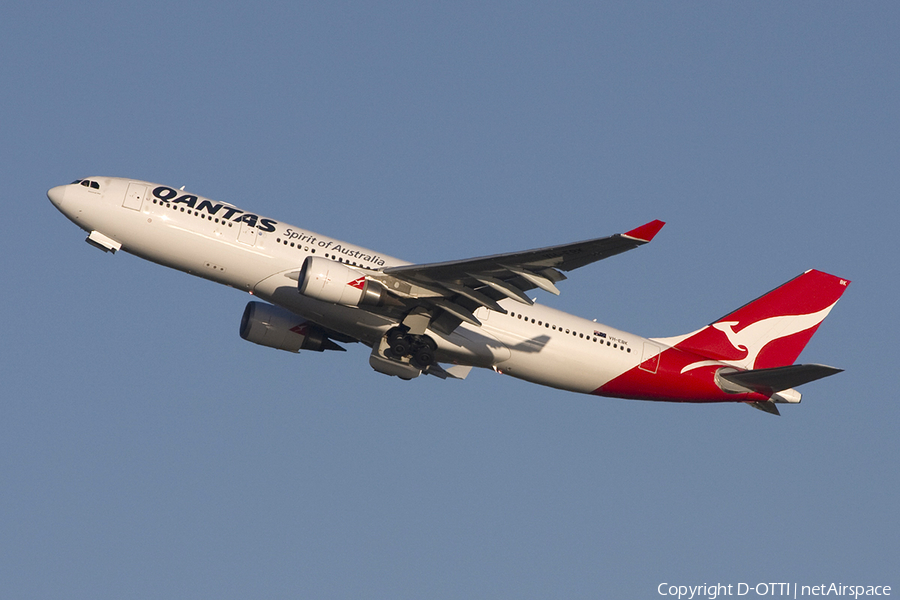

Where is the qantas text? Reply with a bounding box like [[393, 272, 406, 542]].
[[152, 186, 277, 232]]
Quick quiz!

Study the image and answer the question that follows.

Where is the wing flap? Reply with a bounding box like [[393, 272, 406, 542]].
[[426, 364, 474, 380], [375, 220, 663, 334], [383, 219, 664, 283]]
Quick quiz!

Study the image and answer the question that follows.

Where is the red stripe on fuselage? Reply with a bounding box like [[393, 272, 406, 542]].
[[592, 346, 769, 403]]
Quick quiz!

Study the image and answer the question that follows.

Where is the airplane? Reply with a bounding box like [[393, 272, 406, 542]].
[[47, 177, 850, 415]]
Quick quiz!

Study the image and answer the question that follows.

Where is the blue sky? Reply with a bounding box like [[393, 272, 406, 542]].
[[2, 2, 897, 598]]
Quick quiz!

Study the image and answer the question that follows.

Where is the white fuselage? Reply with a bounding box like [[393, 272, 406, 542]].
[[48, 177, 655, 394]]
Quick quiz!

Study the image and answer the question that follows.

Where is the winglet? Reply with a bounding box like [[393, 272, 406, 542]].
[[623, 219, 665, 242]]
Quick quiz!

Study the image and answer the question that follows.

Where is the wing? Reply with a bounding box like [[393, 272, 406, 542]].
[[373, 220, 664, 333]]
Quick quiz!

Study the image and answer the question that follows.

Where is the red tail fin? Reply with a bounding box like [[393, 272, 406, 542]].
[[660, 270, 850, 369]]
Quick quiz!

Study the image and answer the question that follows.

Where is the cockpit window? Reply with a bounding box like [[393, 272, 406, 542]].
[[71, 179, 82, 184], [76, 179, 100, 190]]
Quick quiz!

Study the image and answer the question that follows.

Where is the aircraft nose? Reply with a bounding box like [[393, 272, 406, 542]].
[[47, 185, 67, 209]]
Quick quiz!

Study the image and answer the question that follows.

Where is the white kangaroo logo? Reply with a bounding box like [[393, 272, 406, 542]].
[[681, 302, 838, 373]]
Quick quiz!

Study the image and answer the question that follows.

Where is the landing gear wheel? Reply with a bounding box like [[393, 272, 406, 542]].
[[409, 337, 437, 370], [384, 327, 436, 369], [389, 337, 411, 358], [410, 346, 436, 370], [386, 327, 411, 358]]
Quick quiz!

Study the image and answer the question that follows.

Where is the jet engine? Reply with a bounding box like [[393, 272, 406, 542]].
[[297, 256, 384, 307], [239, 301, 343, 352]]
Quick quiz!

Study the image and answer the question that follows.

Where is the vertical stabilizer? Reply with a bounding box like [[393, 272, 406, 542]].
[[657, 270, 850, 370]]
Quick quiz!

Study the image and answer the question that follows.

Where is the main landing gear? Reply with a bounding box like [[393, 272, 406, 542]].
[[385, 326, 437, 370]]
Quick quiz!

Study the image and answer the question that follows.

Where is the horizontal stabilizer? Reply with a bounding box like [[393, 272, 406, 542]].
[[720, 363, 843, 395], [747, 400, 781, 416]]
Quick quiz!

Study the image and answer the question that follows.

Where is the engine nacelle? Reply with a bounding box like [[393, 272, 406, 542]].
[[239, 301, 339, 352], [297, 256, 384, 307]]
